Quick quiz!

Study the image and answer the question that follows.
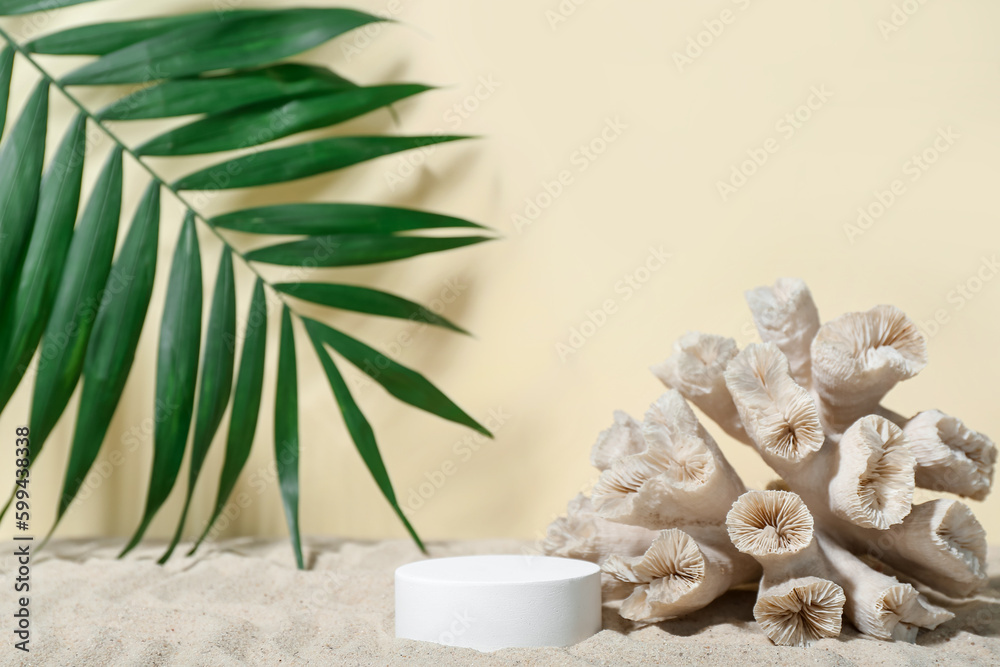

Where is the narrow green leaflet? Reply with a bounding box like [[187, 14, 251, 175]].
[[304, 322, 424, 552], [275, 283, 468, 334], [160, 249, 236, 564], [97, 64, 353, 121], [138, 85, 432, 156], [174, 135, 469, 191], [210, 203, 485, 236], [246, 234, 492, 268], [274, 307, 303, 569], [0, 114, 85, 417], [120, 213, 202, 558], [63, 9, 384, 85], [28, 148, 123, 459], [0, 47, 15, 137], [27, 10, 267, 55], [302, 317, 490, 436], [191, 279, 267, 554], [0, 83, 49, 316], [0, 0, 97, 15], [45, 184, 160, 538]]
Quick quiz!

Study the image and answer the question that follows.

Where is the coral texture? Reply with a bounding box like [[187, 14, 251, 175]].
[[544, 278, 996, 647]]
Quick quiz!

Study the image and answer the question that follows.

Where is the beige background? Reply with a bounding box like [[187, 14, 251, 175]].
[[0, 0, 998, 546]]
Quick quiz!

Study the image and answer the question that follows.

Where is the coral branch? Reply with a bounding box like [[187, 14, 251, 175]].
[[724, 343, 824, 462], [650, 333, 749, 443], [726, 490, 845, 647], [592, 392, 745, 529], [745, 278, 820, 388], [602, 526, 758, 623], [816, 532, 952, 641], [811, 306, 927, 433], [863, 499, 988, 599], [543, 494, 658, 564], [828, 415, 915, 530], [900, 410, 996, 500], [590, 410, 646, 472]]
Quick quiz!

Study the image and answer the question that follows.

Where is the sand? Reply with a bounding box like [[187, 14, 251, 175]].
[[3, 538, 999, 666]]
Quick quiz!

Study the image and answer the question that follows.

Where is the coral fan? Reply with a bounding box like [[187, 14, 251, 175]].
[[543, 278, 996, 646]]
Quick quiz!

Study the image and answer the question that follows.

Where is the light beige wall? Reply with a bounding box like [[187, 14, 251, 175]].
[[1, 0, 998, 546]]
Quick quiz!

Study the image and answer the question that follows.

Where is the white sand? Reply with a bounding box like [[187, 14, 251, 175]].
[[5, 538, 999, 666]]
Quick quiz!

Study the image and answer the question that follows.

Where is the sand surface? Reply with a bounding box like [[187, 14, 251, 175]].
[[2, 537, 999, 666]]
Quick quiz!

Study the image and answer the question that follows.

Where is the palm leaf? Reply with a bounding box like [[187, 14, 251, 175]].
[[120, 213, 202, 557], [0, 46, 14, 136], [305, 323, 425, 553], [210, 203, 486, 235], [275, 282, 469, 334], [160, 249, 237, 563], [275, 307, 304, 568], [138, 84, 432, 156], [62, 9, 384, 85], [0, 114, 85, 417], [247, 234, 492, 267], [45, 183, 160, 537], [302, 318, 490, 436], [190, 279, 268, 555], [0, 3, 493, 561], [28, 147, 122, 456], [0, 0, 98, 15], [174, 135, 470, 190], [27, 11, 269, 55], [97, 64, 354, 121], [0, 83, 48, 316]]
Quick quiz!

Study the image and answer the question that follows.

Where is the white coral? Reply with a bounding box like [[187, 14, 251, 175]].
[[543, 278, 994, 646]]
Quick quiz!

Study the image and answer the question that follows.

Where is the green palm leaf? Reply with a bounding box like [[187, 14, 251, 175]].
[[275, 307, 303, 569], [210, 203, 485, 235], [305, 323, 425, 553], [175, 135, 470, 191], [0, 0, 97, 15], [0, 46, 14, 136], [0, 114, 85, 418], [62, 9, 384, 85], [191, 279, 268, 555], [0, 83, 48, 316], [247, 234, 492, 267], [275, 283, 469, 334], [27, 11, 268, 55], [120, 214, 202, 557], [45, 183, 160, 537], [97, 64, 354, 121], [28, 147, 122, 457], [302, 317, 490, 436], [138, 85, 432, 156], [160, 249, 237, 563]]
